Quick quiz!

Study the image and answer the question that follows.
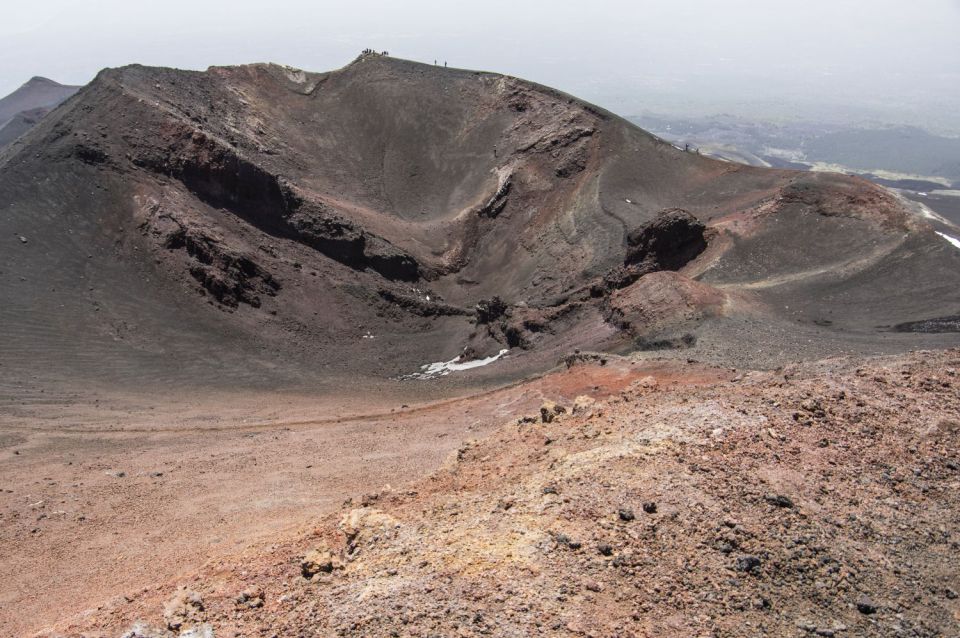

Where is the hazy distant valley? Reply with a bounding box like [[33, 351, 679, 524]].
[[630, 112, 960, 228]]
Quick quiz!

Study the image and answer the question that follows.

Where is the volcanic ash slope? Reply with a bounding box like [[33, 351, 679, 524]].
[[1, 54, 958, 393]]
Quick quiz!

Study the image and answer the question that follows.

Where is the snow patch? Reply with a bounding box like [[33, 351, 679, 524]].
[[936, 231, 960, 251], [404, 349, 509, 380]]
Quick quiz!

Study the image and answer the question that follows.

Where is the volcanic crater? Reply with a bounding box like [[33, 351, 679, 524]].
[[2, 52, 958, 393]]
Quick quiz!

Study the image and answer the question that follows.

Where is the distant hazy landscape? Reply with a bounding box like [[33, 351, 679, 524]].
[[630, 112, 960, 228]]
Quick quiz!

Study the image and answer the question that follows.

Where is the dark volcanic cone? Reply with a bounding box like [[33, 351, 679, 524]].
[[1, 54, 958, 392], [0, 76, 80, 149]]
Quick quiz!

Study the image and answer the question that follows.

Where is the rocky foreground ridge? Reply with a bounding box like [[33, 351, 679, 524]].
[[43, 349, 960, 638]]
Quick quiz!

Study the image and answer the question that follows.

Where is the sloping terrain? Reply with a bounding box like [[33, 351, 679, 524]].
[[0, 77, 79, 149], [3, 55, 960, 637], [1, 54, 958, 397], [0, 356, 652, 636], [43, 348, 960, 637]]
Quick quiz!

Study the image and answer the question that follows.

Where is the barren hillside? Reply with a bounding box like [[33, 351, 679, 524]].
[[41, 349, 960, 637], [0, 77, 78, 149], [2, 54, 958, 397]]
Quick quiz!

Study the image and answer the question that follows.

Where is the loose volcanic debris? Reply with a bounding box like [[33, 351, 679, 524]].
[[51, 349, 960, 638]]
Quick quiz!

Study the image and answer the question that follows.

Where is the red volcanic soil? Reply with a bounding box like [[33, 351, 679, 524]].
[[1, 357, 678, 635], [33, 349, 960, 638]]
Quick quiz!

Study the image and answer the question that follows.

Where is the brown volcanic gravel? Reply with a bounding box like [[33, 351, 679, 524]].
[[42, 349, 960, 637]]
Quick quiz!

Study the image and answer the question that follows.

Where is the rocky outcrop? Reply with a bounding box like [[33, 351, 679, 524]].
[[144, 211, 279, 308], [590, 208, 709, 296], [605, 271, 725, 338], [377, 288, 470, 317], [162, 588, 204, 631], [301, 543, 344, 579], [625, 208, 707, 271], [475, 296, 508, 323], [476, 179, 512, 219], [131, 125, 422, 282]]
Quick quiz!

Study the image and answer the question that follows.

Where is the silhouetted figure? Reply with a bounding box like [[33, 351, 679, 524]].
[[444, 61, 447, 67]]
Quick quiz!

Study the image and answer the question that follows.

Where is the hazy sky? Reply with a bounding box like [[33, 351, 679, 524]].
[[2, 0, 959, 129]]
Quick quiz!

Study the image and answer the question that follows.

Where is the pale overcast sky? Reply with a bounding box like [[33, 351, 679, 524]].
[[2, 0, 959, 129]]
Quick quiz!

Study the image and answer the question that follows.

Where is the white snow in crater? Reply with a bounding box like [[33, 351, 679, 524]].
[[936, 231, 960, 251], [404, 349, 509, 380]]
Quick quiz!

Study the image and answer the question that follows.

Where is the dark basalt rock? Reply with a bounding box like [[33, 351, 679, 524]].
[[892, 314, 960, 333], [133, 127, 422, 282], [625, 208, 706, 271], [475, 297, 508, 324], [149, 217, 279, 309]]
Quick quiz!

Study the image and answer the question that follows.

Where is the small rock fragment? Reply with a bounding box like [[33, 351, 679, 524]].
[[179, 625, 215, 638], [301, 546, 341, 578], [856, 594, 878, 614], [554, 533, 581, 550], [571, 395, 596, 416], [764, 494, 794, 508], [540, 401, 566, 423], [119, 621, 169, 638], [800, 397, 825, 417], [236, 587, 264, 608], [735, 555, 762, 574]]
